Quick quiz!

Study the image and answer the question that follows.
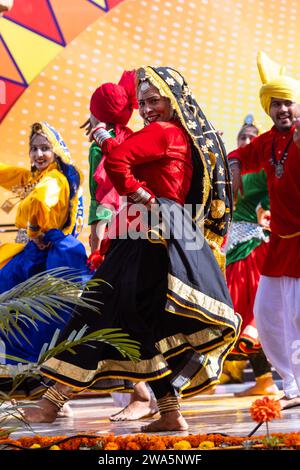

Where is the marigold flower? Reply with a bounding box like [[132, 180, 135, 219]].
[[104, 442, 120, 450], [199, 440, 214, 450], [173, 440, 192, 450], [103, 434, 116, 444], [188, 435, 201, 448], [49, 445, 61, 450], [250, 396, 281, 423], [283, 433, 300, 447], [124, 441, 141, 450], [148, 443, 166, 450], [30, 444, 41, 448]]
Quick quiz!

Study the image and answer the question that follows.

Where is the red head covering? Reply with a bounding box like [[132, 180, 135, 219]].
[[89, 70, 138, 125]]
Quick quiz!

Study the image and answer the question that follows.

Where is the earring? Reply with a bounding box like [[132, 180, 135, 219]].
[[172, 109, 178, 120]]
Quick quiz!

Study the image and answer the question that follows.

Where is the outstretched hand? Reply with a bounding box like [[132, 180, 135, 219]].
[[80, 118, 107, 142], [79, 118, 91, 136]]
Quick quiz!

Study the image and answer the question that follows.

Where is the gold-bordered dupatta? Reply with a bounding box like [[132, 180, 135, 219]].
[[137, 67, 233, 271]]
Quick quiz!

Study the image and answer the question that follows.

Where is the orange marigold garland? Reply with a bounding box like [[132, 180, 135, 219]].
[[2, 430, 300, 450], [283, 433, 300, 447]]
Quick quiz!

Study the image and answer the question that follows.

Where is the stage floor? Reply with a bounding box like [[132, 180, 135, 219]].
[[9, 383, 300, 439]]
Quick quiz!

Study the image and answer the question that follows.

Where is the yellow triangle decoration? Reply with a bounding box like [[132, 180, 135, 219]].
[[90, 0, 107, 9], [0, 18, 62, 83]]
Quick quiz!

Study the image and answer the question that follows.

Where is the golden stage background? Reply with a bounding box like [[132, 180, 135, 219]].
[[1, 0, 300, 249]]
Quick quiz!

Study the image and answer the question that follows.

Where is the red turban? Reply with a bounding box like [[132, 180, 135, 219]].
[[90, 70, 138, 125]]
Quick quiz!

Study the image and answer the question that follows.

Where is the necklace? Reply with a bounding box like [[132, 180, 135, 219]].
[[269, 135, 293, 178], [1, 163, 57, 214], [1, 171, 44, 214]]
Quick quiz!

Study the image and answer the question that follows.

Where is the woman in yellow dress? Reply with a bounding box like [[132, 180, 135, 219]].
[[0, 121, 88, 369]]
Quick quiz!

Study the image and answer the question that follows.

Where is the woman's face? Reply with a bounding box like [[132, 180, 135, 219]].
[[237, 126, 258, 148], [138, 84, 174, 125], [30, 134, 55, 170]]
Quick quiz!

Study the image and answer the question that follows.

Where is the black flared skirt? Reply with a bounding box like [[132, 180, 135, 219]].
[[41, 200, 240, 397]]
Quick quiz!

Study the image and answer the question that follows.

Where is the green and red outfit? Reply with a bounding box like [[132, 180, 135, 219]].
[[88, 138, 114, 227], [226, 170, 269, 357]]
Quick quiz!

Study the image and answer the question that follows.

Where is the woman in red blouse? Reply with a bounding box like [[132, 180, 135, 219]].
[[24, 67, 240, 432]]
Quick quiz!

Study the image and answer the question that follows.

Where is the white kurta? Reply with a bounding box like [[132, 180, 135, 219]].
[[254, 275, 300, 398]]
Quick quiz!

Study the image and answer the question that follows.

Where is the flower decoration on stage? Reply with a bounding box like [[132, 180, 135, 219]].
[[250, 396, 281, 423], [250, 396, 282, 440], [173, 440, 192, 450], [104, 442, 120, 450], [3, 431, 300, 450], [198, 440, 215, 449]]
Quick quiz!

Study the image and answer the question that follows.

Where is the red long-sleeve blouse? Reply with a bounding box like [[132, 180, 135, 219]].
[[103, 121, 193, 206]]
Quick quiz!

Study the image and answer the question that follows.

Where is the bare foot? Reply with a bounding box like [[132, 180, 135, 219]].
[[234, 382, 279, 397], [279, 395, 300, 410], [110, 399, 158, 421], [22, 398, 59, 423], [140, 411, 188, 433], [57, 402, 73, 418]]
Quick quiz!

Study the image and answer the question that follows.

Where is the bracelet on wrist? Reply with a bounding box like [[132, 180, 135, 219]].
[[229, 158, 241, 167], [93, 127, 111, 147], [129, 187, 153, 204]]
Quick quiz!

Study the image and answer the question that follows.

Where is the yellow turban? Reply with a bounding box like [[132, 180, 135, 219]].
[[257, 51, 300, 115]]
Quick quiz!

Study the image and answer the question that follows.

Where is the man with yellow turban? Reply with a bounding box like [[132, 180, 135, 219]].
[[229, 51, 300, 410]]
